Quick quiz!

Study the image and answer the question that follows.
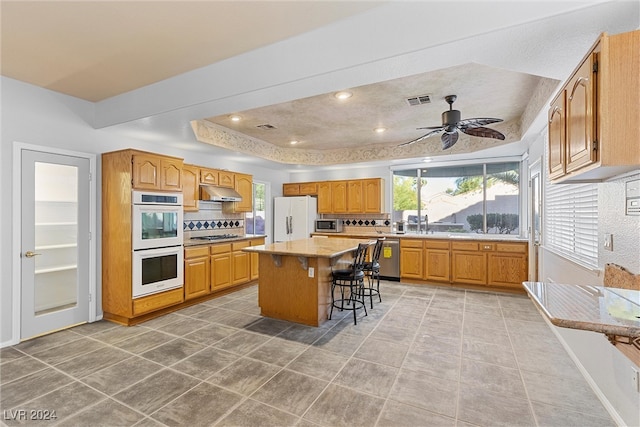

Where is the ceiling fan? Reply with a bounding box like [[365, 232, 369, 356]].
[[398, 95, 505, 150]]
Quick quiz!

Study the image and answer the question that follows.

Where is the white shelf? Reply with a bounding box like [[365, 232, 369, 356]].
[[35, 264, 77, 274], [35, 243, 77, 250]]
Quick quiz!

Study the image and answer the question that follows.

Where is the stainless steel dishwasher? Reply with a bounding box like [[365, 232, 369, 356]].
[[378, 239, 400, 281]]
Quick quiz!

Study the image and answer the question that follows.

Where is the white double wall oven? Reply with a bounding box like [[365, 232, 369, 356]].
[[131, 191, 184, 298]]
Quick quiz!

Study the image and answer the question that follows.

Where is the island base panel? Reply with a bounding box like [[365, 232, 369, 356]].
[[257, 253, 345, 327]]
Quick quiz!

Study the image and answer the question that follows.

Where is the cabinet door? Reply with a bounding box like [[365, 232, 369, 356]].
[[219, 171, 234, 188], [317, 182, 332, 213], [451, 251, 487, 285], [400, 247, 423, 279], [548, 93, 566, 179], [488, 253, 527, 289], [331, 181, 348, 213], [210, 253, 232, 291], [250, 238, 265, 280], [232, 173, 253, 212], [161, 159, 182, 190], [184, 256, 210, 300], [200, 168, 219, 185], [132, 155, 161, 189], [232, 251, 250, 285], [363, 178, 382, 213], [182, 165, 199, 212], [347, 180, 364, 213], [283, 184, 300, 196], [566, 52, 597, 174], [425, 248, 450, 282], [299, 182, 317, 195]]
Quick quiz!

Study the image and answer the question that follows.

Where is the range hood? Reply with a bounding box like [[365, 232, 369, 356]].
[[200, 185, 243, 202]]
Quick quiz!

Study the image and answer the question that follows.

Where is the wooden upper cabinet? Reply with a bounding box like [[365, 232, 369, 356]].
[[227, 173, 252, 213], [219, 171, 234, 188], [283, 183, 300, 196], [331, 181, 348, 213], [200, 168, 219, 185], [565, 52, 596, 174], [182, 164, 199, 212], [299, 182, 317, 195], [347, 180, 363, 213], [317, 182, 332, 213], [132, 154, 183, 191], [548, 93, 566, 180], [363, 178, 382, 213], [549, 30, 640, 182]]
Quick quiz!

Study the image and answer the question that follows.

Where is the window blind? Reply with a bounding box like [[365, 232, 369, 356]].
[[544, 179, 598, 267]]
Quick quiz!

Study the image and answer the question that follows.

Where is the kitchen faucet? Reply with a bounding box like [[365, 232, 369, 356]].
[[424, 214, 429, 234]]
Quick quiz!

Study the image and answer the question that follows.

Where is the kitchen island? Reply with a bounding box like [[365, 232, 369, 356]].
[[243, 237, 373, 326]]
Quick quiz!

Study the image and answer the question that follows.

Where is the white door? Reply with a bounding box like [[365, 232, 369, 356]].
[[273, 197, 291, 242], [289, 197, 310, 240], [20, 149, 91, 339], [528, 160, 542, 281]]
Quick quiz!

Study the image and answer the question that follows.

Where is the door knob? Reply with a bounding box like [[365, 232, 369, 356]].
[[24, 251, 41, 258]]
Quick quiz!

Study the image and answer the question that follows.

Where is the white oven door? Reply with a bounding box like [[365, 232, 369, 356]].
[[132, 204, 183, 250], [132, 246, 184, 298]]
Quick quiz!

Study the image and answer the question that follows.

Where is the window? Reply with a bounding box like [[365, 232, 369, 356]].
[[544, 180, 598, 267], [392, 161, 520, 234], [246, 182, 266, 235]]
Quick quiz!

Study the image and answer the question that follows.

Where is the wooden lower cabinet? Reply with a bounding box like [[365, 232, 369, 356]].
[[250, 238, 265, 280], [232, 241, 251, 285], [451, 251, 487, 285], [184, 246, 210, 300], [401, 238, 527, 291], [400, 240, 423, 279], [132, 288, 184, 316], [211, 244, 233, 291]]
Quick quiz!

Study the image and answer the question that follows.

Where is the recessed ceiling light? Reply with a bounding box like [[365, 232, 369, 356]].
[[334, 91, 353, 100], [423, 157, 432, 163], [229, 115, 241, 122], [290, 140, 299, 145], [374, 127, 386, 133]]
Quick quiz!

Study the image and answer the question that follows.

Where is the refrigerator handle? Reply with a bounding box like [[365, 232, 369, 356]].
[[285, 216, 290, 235], [289, 215, 293, 234]]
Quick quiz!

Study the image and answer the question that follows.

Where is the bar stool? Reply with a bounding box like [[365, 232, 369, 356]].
[[360, 237, 385, 308], [329, 243, 369, 325]]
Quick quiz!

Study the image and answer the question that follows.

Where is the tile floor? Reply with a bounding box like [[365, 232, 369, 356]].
[[0, 282, 615, 427]]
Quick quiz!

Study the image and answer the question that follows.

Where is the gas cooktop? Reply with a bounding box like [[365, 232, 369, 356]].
[[191, 234, 241, 241]]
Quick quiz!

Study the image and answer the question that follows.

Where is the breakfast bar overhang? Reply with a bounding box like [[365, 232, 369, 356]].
[[243, 237, 374, 326]]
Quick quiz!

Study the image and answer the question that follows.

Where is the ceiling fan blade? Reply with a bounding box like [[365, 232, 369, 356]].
[[457, 118, 503, 128], [397, 128, 443, 147], [441, 131, 459, 150], [460, 126, 505, 140]]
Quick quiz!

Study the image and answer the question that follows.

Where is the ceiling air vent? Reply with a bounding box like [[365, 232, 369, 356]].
[[256, 124, 277, 130], [406, 94, 432, 106]]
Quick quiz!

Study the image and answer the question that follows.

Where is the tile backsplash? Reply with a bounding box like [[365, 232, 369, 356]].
[[183, 204, 244, 237]]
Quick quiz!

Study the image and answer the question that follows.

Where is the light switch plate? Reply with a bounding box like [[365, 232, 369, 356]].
[[604, 233, 613, 251]]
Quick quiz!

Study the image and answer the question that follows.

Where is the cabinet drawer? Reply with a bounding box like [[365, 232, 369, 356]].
[[210, 243, 232, 254], [401, 239, 423, 248], [185, 246, 210, 259], [451, 241, 479, 251], [232, 240, 250, 251], [425, 240, 449, 250], [133, 288, 183, 316], [480, 243, 494, 251], [495, 243, 527, 253]]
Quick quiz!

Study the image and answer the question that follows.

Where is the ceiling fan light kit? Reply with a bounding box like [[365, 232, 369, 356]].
[[399, 94, 505, 150]]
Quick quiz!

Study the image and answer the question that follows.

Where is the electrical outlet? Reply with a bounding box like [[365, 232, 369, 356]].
[[308, 267, 314, 278], [632, 367, 640, 393], [603, 233, 613, 251]]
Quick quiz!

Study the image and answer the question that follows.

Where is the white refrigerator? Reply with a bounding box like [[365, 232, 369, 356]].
[[273, 196, 318, 242]]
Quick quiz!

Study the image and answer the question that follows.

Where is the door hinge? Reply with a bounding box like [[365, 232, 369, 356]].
[[88, 232, 92, 241], [89, 172, 92, 181], [593, 140, 598, 151], [88, 293, 92, 302], [593, 60, 598, 73]]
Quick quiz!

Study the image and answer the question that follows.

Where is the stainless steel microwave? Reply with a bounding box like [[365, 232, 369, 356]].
[[315, 219, 343, 233]]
